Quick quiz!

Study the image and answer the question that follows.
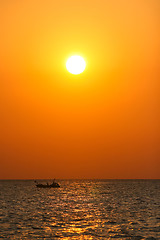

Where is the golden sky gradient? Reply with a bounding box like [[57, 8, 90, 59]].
[[1, 0, 159, 179]]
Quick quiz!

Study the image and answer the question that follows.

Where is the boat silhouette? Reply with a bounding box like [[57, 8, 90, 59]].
[[35, 180, 60, 188]]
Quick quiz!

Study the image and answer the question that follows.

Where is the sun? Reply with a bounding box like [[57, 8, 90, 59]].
[[66, 56, 86, 75]]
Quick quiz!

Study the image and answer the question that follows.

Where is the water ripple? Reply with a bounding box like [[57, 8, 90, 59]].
[[0, 179, 159, 239]]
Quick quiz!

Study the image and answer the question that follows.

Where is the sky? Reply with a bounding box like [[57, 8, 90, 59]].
[[0, 0, 159, 179]]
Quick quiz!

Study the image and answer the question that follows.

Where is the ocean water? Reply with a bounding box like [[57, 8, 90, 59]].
[[0, 180, 159, 239]]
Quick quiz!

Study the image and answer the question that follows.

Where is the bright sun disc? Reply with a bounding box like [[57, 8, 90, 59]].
[[66, 56, 86, 74]]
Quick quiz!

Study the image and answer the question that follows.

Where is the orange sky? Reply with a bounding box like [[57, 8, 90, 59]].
[[1, 0, 159, 179]]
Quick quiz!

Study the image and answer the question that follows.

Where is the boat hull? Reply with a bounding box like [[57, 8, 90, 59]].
[[36, 183, 60, 188]]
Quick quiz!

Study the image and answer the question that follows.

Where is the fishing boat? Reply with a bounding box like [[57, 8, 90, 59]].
[[35, 180, 60, 188]]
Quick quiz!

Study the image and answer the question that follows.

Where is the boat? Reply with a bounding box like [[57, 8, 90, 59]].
[[35, 180, 60, 188]]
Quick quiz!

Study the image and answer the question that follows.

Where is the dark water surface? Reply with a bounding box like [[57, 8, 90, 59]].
[[0, 180, 159, 239]]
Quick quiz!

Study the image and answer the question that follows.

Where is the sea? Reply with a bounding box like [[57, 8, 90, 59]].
[[0, 180, 159, 239]]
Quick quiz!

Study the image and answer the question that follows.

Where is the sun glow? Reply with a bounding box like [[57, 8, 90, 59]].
[[66, 56, 86, 75]]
